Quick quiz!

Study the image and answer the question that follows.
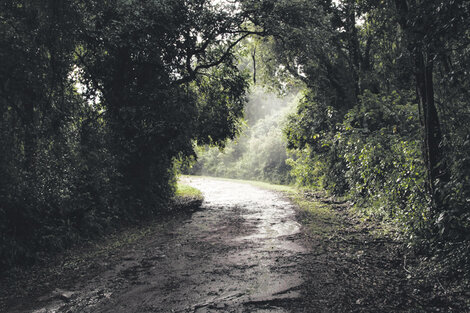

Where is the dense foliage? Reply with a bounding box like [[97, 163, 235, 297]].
[[2, 0, 469, 286], [191, 89, 295, 184], [195, 0, 470, 283], [0, 0, 253, 270], [240, 0, 470, 281]]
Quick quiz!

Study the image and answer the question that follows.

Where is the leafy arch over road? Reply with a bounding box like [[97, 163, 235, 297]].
[[0, 0, 260, 270], [1, 0, 470, 286]]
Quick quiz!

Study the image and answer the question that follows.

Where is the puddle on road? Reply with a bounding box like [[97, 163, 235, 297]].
[[187, 178, 301, 236], [185, 177, 305, 310]]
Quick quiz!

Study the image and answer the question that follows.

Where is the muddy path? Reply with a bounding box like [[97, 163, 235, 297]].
[[13, 177, 307, 313], [5, 177, 464, 312]]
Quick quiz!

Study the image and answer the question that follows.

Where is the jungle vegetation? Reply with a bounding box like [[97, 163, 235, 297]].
[[190, 88, 296, 184], [193, 0, 470, 285], [0, 0, 254, 270], [1, 0, 469, 288]]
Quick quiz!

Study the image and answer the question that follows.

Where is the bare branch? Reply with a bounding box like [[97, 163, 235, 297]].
[[174, 30, 263, 85]]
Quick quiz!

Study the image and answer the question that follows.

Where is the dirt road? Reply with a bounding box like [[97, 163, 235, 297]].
[[4, 176, 466, 312], [24, 177, 307, 312]]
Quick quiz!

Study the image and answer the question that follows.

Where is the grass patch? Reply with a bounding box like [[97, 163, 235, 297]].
[[289, 193, 341, 238], [181, 175, 295, 193], [238, 179, 295, 193], [175, 183, 203, 199]]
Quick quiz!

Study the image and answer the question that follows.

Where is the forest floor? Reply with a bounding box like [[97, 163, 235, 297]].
[[0, 176, 468, 312]]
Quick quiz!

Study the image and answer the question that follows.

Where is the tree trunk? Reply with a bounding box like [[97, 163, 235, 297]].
[[344, 0, 360, 98], [23, 97, 36, 174], [414, 50, 443, 207], [394, 0, 446, 208]]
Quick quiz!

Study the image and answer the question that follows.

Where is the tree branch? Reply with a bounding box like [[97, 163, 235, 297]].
[[174, 32, 257, 85]]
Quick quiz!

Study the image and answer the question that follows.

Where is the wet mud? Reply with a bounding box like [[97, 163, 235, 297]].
[[3, 177, 467, 312], [18, 177, 306, 313]]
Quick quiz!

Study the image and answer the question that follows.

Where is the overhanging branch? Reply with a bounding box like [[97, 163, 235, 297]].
[[174, 30, 266, 86]]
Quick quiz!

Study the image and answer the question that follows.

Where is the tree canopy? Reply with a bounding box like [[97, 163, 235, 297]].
[[0, 0, 255, 270], [1, 0, 470, 286], [194, 0, 470, 283]]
